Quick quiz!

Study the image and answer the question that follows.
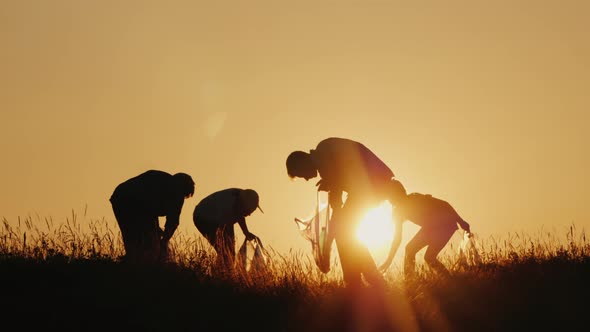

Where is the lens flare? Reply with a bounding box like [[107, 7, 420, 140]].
[[356, 202, 394, 254]]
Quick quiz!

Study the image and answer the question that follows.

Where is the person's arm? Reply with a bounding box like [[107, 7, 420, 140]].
[[329, 190, 343, 210], [457, 218, 472, 237], [447, 202, 471, 236], [162, 214, 179, 243], [237, 216, 257, 241], [317, 178, 343, 217], [162, 199, 183, 243], [379, 216, 403, 272]]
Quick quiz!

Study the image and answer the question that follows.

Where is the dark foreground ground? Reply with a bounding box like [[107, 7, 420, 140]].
[[1, 256, 588, 332]]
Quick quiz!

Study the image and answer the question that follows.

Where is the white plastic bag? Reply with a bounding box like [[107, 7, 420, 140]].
[[458, 231, 481, 266], [294, 191, 334, 273], [237, 237, 269, 273]]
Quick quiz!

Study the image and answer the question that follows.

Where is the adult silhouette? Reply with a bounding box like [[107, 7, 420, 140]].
[[286, 137, 406, 289], [193, 188, 263, 270], [380, 192, 472, 278], [110, 170, 195, 263]]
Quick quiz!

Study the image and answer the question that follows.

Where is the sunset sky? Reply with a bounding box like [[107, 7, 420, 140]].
[[1, 1, 588, 260]]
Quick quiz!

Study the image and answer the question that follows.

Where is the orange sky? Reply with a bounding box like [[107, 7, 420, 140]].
[[1, 1, 589, 258]]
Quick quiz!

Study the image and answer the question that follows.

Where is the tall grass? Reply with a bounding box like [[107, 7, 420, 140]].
[[1, 211, 122, 260], [2, 211, 589, 287], [0, 211, 346, 297], [442, 225, 590, 272], [2, 212, 589, 331]]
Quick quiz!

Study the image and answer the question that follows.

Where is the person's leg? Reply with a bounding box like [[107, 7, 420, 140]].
[[112, 202, 140, 262], [112, 209, 131, 252], [124, 230, 141, 262], [125, 213, 160, 264], [404, 228, 430, 278], [334, 194, 384, 289], [194, 219, 223, 269], [358, 193, 389, 289], [332, 200, 362, 289], [423, 225, 457, 276], [222, 224, 236, 269], [334, 231, 363, 289], [195, 219, 217, 248], [350, 235, 385, 288], [216, 224, 236, 270], [138, 215, 160, 264]]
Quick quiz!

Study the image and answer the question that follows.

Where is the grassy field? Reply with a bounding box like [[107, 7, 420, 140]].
[[1, 214, 589, 332]]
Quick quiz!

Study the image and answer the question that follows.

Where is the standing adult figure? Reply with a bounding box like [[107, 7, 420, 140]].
[[110, 170, 195, 263], [193, 188, 263, 270], [286, 137, 406, 289]]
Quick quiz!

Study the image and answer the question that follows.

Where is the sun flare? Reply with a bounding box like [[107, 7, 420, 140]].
[[356, 202, 394, 253]]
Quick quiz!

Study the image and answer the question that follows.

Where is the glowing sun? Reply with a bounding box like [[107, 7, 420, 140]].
[[356, 202, 395, 253]]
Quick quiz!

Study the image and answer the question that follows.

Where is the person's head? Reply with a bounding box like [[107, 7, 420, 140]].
[[388, 179, 408, 205], [286, 151, 317, 180], [238, 189, 264, 217], [173, 172, 195, 198]]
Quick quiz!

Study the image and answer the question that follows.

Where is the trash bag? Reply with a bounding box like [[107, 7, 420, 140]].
[[236, 236, 270, 273], [294, 191, 334, 273], [458, 231, 481, 266]]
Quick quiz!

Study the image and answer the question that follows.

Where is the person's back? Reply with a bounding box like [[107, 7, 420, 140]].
[[111, 170, 184, 216], [398, 193, 462, 229], [193, 188, 242, 227], [312, 137, 394, 194]]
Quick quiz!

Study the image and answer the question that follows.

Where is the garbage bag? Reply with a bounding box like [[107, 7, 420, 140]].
[[294, 191, 334, 273], [237, 236, 269, 273]]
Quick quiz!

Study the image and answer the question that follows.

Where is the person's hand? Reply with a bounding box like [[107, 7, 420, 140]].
[[463, 223, 472, 237], [246, 232, 258, 242], [459, 220, 471, 236]]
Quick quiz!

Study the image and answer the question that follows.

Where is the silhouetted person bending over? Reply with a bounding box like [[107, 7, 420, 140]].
[[193, 188, 263, 271], [286, 137, 406, 289], [110, 170, 195, 263], [380, 191, 471, 278]]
